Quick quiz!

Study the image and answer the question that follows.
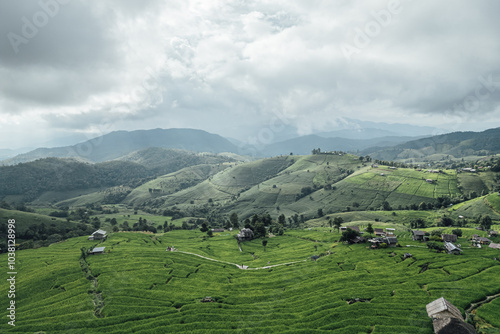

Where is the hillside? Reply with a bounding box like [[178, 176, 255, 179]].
[[366, 127, 500, 162], [0, 149, 235, 204], [1, 128, 239, 165], [1, 230, 499, 333], [0, 158, 151, 203], [123, 163, 234, 206], [114, 147, 235, 175], [150, 154, 498, 220]]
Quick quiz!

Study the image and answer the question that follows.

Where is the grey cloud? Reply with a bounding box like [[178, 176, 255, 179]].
[[2, 0, 500, 149]]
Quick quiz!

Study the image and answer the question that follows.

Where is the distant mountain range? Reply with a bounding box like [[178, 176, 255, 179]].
[[1, 128, 239, 165], [2, 126, 500, 165], [363, 127, 500, 161]]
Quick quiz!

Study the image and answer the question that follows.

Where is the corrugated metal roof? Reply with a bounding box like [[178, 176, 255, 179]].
[[92, 247, 106, 253], [93, 229, 107, 235], [426, 297, 463, 320], [489, 243, 500, 249]]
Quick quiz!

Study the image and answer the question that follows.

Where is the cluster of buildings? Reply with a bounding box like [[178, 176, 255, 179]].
[[412, 228, 500, 253]]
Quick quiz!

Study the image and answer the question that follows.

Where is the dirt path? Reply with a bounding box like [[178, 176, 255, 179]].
[[464, 292, 500, 324], [171, 250, 307, 270]]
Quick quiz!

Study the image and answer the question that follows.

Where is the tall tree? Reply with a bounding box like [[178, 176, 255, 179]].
[[229, 212, 239, 228], [278, 214, 286, 226], [366, 223, 374, 236], [333, 217, 343, 232]]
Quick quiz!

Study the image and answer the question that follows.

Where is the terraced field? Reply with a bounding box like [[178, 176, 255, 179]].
[[2, 230, 500, 333], [345, 167, 460, 199]]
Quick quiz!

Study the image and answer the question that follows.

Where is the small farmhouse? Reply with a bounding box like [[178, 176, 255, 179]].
[[426, 297, 476, 334], [88, 229, 107, 241], [385, 228, 395, 236], [412, 230, 426, 241], [489, 243, 500, 250], [351, 236, 366, 244], [374, 228, 385, 237], [368, 236, 398, 247], [489, 231, 498, 237], [89, 246, 105, 255], [473, 236, 491, 245], [341, 226, 360, 232], [441, 234, 458, 243], [444, 242, 462, 255], [211, 228, 225, 232]]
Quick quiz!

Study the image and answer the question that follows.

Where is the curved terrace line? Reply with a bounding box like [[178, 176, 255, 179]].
[[171, 250, 308, 270]]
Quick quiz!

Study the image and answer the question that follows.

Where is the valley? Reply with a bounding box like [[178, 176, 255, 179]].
[[1, 128, 500, 333]]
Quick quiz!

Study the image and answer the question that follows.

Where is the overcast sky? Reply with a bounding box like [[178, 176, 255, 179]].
[[1, 0, 500, 149]]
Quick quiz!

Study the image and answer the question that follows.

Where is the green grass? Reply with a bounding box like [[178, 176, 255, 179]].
[[0, 208, 77, 237], [123, 164, 231, 206], [486, 193, 500, 214], [2, 229, 500, 333]]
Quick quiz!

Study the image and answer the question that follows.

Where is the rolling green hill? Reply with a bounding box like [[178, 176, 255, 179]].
[[152, 154, 497, 220], [123, 164, 234, 206], [0, 149, 234, 204], [1, 230, 499, 333]]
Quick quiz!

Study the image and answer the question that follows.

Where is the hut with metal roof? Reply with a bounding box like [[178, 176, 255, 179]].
[[426, 297, 476, 334]]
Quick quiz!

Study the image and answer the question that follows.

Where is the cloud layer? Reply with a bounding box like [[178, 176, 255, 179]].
[[1, 0, 500, 148]]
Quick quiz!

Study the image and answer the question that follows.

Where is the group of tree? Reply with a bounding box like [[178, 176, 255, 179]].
[[340, 227, 361, 243], [327, 216, 344, 232]]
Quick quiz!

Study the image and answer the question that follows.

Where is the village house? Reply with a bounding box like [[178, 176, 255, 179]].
[[426, 179, 434, 183], [211, 228, 225, 232], [351, 236, 366, 244], [489, 230, 498, 238], [476, 237, 492, 245], [88, 246, 106, 255], [374, 228, 385, 237], [412, 230, 426, 241], [369, 236, 398, 247], [385, 228, 395, 236], [340, 226, 360, 233], [489, 243, 500, 250], [88, 229, 107, 241], [441, 234, 458, 243], [426, 297, 476, 334], [444, 242, 462, 255]]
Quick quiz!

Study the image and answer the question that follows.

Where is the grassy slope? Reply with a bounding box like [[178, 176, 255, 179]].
[[0, 208, 77, 237], [122, 164, 231, 206], [158, 156, 294, 207], [1, 230, 500, 333], [154, 156, 495, 219]]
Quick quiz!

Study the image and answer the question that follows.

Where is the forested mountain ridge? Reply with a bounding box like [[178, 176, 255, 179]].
[[0, 148, 234, 203], [364, 127, 500, 161], [1, 128, 239, 165]]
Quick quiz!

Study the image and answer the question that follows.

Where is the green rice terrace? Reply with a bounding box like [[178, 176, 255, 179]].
[[2, 228, 500, 333]]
